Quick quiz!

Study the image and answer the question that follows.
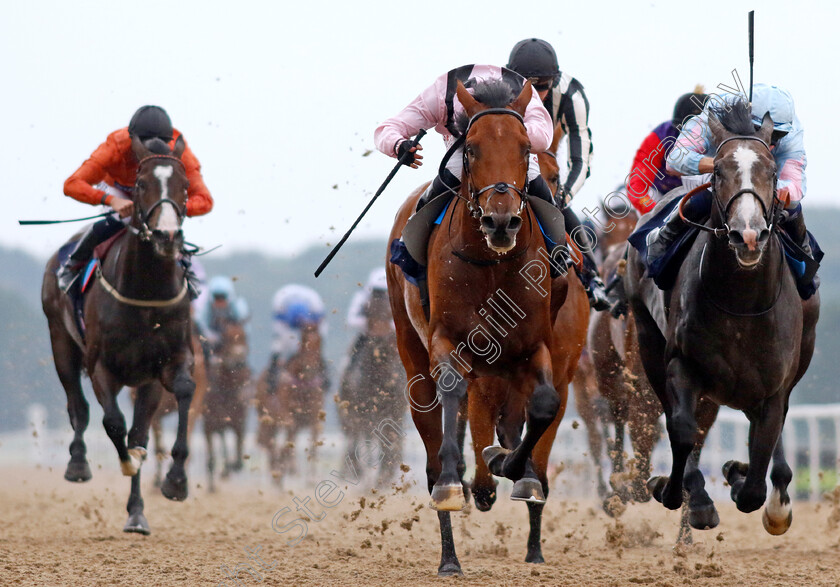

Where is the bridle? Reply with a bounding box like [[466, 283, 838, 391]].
[[128, 154, 187, 241], [460, 108, 530, 219], [679, 135, 779, 239]]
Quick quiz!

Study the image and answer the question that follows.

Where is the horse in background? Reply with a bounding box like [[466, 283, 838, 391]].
[[257, 321, 327, 483], [203, 319, 251, 492], [42, 135, 195, 535], [338, 288, 406, 485]]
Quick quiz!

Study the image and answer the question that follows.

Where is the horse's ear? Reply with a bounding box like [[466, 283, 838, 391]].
[[130, 133, 151, 160], [550, 121, 564, 153], [708, 112, 729, 147], [510, 81, 532, 117], [755, 111, 774, 145], [456, 80, 480, 117], [173, 134, 186, 158]]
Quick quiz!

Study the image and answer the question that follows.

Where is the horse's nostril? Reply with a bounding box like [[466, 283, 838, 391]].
[[758, 229, 771, 243], [481, 216, 496, 232], [508, 216, 522, 231], [729, 231, 745, 245]]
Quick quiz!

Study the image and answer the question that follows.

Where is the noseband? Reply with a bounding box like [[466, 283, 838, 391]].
[[461, 108, 530, 219], [682, 135, 779, 239], [129, 154, 187, 241]]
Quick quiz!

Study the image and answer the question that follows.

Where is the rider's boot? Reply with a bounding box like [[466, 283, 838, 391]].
[[57, 214, 124, 293], [779, 204, 820, 298], [645, 188, 712, 266], [558, 202, 611, 311]]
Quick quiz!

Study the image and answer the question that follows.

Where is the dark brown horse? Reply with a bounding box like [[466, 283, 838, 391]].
[[42, 135, 195, 535], [203, 320, 250, 492], [257, 321, 327, 482], [338, 289, 406, 485], [387, 80, 577, 575], [626, 103, 820, 535]]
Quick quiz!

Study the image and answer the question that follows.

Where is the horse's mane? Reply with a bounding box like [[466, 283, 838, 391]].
[[711, 99, 755, 138], [454, 79, 519, 135], [143, 138, 173, 155]]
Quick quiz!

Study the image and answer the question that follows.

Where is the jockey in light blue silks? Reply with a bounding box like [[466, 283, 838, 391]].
[[641, 83, 819, 299], [194, 275, 250, 358], [265, 284, 327, 390]]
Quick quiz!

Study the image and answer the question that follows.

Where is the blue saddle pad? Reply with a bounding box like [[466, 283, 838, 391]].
[[627, 197, 699, 290]]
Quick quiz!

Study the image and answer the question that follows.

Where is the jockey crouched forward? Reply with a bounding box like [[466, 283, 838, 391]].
[[193, 275, 250, 363], [645, 83, 819, 299], [374, 51, 610, 310], [57, 105, 213, 296], [265, 285, 328, 394]]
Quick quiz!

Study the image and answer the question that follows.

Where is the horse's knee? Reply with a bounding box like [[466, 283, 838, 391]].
[[528, 384, 560, 425], [667, 410, 695, 453], [173, 374, 195, 403], [103, 412, 126, 438]]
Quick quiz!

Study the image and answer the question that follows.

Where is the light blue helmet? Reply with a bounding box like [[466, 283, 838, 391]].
[[750, 83, 795, 134], [207, 275, 236, 299]]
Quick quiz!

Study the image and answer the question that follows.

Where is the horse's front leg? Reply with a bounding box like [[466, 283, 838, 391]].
[[648, 357, 698, 510], [428, 338, 469, 512], [723, 394, 785, 514], [89, 363, 140, 475], [484, 343, 559, 483], [123, 381, 163, 534], [160, 356, 195, 501]]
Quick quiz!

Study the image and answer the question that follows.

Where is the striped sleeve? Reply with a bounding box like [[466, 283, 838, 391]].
[[558, 78, 593, 198]]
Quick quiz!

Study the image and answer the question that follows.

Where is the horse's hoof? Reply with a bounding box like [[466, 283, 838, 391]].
[[647, 476, 669, 504], [64, 460, 92, 483], [430, 483, 466, 511], [161, 474, 188, 501], [525, 551, 545, 564], [481, 445, 510, 477], [120, 447, 147, 477], [762, 489, 793, 535], [123, 513, 150, 535], [511, 478, 546, 504], [688, 503, 720, 530], [437, 561, 463, 577], [722, 460, 748, 482], [472, 486, 497, 512]]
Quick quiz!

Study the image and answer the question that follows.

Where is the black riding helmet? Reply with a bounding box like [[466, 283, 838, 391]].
[[128, 105, 173, 142], [507, 38, 560, 80], [672, 86, 708, 127]]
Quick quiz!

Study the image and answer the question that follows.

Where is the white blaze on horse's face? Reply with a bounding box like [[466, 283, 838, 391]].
[[726, 145, 767, 266], [152, 165, 180, 232]]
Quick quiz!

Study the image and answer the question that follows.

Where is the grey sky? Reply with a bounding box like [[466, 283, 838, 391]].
[[2, 0, 837, 259]]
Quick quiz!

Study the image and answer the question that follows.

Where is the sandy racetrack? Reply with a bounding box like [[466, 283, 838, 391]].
[[1, 464, 839, 586]]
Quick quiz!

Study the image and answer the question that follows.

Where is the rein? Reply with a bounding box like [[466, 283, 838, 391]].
[[128, 154, 187, 242], [95, 266, 188, 308]]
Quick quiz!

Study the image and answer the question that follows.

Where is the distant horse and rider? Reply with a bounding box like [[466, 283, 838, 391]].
[[257, 285, 329, 483], [195, 276, 252, 492], [43, 120, 210, 534], [338, 268, 407, 486]]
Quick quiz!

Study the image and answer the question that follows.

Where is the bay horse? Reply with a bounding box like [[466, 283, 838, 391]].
[[256, 321, 327, 482], [203, 319, 250, 492], [338, 288, 406, 485], [387, 80, 578, 575], [626, 102, 820, 535], [42, 135, 195, 535]]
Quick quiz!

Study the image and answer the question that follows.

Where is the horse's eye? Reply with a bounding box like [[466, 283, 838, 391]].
[[136, 180, 147, 191], [465, 145, 474, 157]]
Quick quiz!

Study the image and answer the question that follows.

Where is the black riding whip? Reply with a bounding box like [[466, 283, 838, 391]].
[[748, 10, 755, 103], [314, 129, 427, 277]]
